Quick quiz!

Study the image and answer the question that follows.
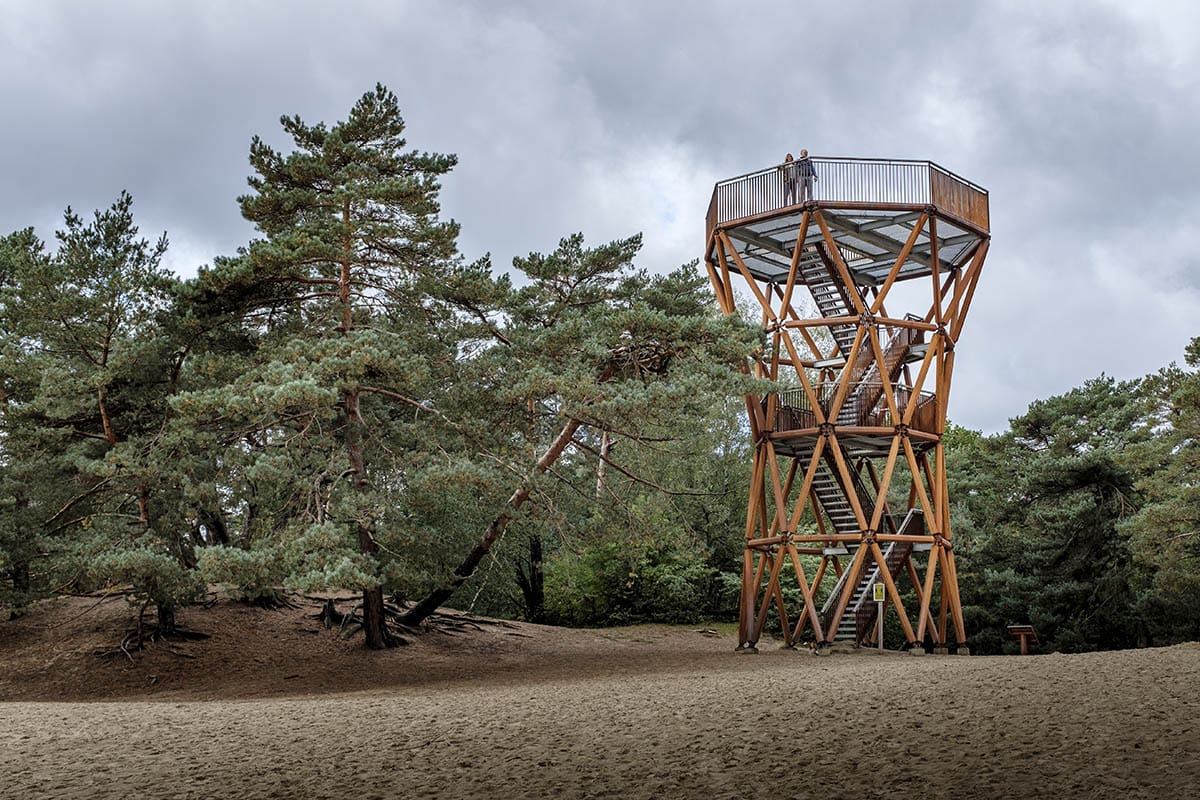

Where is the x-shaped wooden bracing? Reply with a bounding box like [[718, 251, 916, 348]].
[[706, 209, 987, 649]]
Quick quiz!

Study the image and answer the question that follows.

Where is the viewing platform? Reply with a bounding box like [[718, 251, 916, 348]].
[[705, 157, 989, 286]]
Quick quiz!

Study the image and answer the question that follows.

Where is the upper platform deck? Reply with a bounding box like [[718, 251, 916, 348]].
[[706, 157, 989, 286]]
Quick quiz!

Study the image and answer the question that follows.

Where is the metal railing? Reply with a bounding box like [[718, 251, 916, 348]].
[[709, 157, 988, 233], [773, 382, 937, 431], [843, 321, 925, 387]]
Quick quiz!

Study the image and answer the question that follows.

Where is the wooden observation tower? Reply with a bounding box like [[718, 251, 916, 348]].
[[704, 157, 989, 652]]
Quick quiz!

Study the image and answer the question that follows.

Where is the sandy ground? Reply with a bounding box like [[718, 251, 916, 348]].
[[1, 595, 1198, 799]]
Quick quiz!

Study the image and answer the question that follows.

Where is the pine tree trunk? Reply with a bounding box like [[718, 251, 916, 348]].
[[337, 213, 395, 649], [401, 416, 582, 627], [519, 535, 545, 624], [155, 603, 177, 638], [346, 389, 395, 649], [12, 561, 30, 596]]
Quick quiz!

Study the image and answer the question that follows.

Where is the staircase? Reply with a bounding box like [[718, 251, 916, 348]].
[[838, 324, 924, 426], [808, 456, 859, 535], [819, 509, 924, 643], [799, 246, 858, 356], [787, 245, 926, 644], [798, 246, 923, 427]]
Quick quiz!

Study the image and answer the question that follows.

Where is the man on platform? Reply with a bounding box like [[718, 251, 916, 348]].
[[798, 149, 818, 202]]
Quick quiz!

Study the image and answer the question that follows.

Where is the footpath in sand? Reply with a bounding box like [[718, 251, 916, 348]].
[[1, 595, 1198, 799]]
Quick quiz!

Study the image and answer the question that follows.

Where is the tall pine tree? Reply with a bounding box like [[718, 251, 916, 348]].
[[187, 85, 459, 647], [0, 196, 199, 633]]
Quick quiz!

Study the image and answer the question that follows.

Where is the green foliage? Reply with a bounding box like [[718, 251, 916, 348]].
[[88, 547, 204, 612], [0, 195, 199, 623], [950, 376, 1155, 653], [197, 545, 288, 604], [545, 540, 723, 627], [1118, 338, 1200, 644]]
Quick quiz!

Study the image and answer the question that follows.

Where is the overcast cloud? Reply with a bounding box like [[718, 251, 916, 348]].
[[3, 0, 1198, 433]]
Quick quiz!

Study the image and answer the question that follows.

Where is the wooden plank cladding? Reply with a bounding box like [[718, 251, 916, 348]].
[[930, 166, 989, 231], [708, 157, 989, 239]]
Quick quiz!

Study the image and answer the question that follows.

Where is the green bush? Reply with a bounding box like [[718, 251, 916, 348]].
[[544, 540, 726, 626], [198, 545, 287, 604]]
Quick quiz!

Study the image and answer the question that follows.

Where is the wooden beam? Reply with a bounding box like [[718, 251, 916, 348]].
[[869, 213, 928, 314], [868, 436, 903, 531], [753, 548, 788, 641], [720, 230, 780, 322], [786, 543, 826, 643], [941, 240, 982, 330], [826, 326, 867, 423], [865, 324, 902, 423], [949, 239, 989, 342], [778, 212, 812, 324], [916, 547, 941, 644], [738, 545, 755, 646], [785, 436, 828, 532], [778, 329, 827, 426], [928, 216, 943, 327], [714, 233, 736, 316], [871, 541, 917, 644], [765, 442, 789, 535], [705, 258, 732, 315], [824, 543, 868, 643], [814, 212, 868, 314], [944, 548, 967, 645], [828, 434, 870, 531], [901, 437, 938, 523]]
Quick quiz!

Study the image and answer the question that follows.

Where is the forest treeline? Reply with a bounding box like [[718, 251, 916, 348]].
[[1, 86, 1197, 654]]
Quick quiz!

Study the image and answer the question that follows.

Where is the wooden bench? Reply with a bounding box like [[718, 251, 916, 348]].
[[1007, 624, 1039, 655]]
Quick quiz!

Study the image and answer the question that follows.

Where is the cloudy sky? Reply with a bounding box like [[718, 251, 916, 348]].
[[3, 1, 1198, 433]]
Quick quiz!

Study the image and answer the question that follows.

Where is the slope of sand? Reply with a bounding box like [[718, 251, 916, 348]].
[[1, 595, 1198, 799]]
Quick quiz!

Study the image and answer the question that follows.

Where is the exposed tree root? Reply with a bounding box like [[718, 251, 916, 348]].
[[309, 595, 518, 644], [93, 606, 209, 662], [244, 592, 299, 610]]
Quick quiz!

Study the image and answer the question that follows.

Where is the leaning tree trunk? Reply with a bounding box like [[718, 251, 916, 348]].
[[401, 416, 583, 627]]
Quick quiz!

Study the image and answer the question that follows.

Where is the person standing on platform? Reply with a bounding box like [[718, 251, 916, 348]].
[[798, 149, 818, 202], [779, 153, 799, 205]]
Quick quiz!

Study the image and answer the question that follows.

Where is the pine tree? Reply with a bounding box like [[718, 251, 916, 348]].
[[401, 234, 761, 625], [0, 228, 50, 612], [949, 376, 1152, 652], [0, 196, 200, 633], [1119, 337, 1200, 644], [184, 85, 460, 647]]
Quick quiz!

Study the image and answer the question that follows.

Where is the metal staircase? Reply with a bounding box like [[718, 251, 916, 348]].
[[798, 246, 857, 355], [795, 246, 924, 428], [783, 245, 928, 644], [819, 509, 925, 643], [838, 324, 924, 426]]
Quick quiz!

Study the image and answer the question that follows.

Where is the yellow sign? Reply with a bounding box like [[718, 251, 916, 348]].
[[873, 583, 886, 602]]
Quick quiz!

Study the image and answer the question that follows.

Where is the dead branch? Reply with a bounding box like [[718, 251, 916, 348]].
[[570, 437, 723, 496]]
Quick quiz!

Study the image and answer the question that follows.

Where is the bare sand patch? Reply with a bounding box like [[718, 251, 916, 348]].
[[1, 596, 1197, 798]]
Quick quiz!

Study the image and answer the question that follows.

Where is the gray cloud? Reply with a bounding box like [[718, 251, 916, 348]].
[[2, 0, 1197, 432]]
